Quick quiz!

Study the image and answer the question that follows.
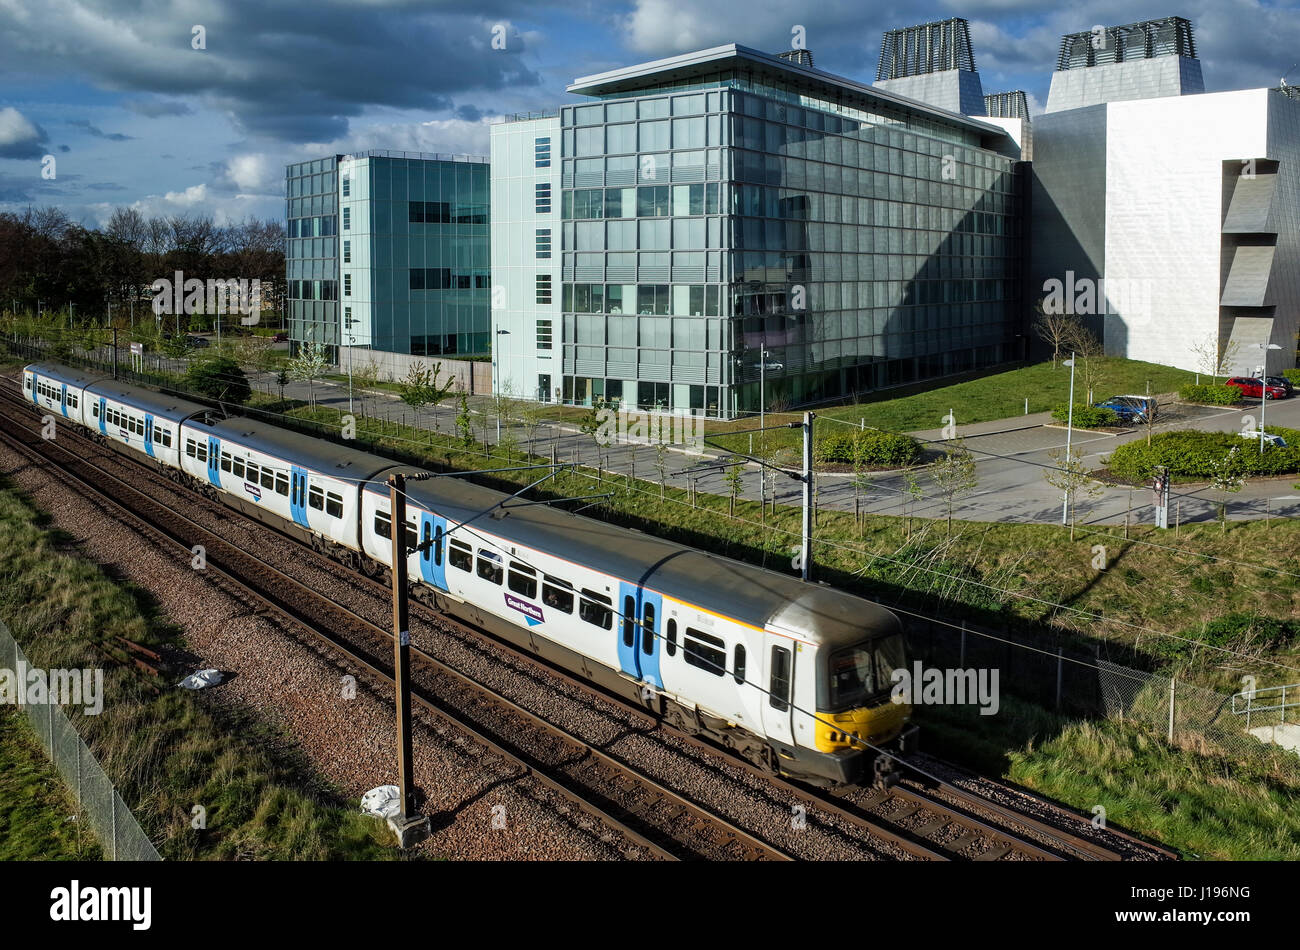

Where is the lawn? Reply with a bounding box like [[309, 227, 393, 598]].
[[0, 707, 101, 860]]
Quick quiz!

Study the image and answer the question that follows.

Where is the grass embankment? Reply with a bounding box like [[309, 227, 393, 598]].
[[920, 699, 1300, 860], [0, 481, 398, 860], [0, 707, 102, 859]]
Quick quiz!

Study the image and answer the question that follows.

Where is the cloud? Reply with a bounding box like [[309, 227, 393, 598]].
[[211, 153, 278, 193], [0, 107, 50, 159], [123, 97, 194, 118], [67, 118, 133, 141], [0, 0, 549, 145]]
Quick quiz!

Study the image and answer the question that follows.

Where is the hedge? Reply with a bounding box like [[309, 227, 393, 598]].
[[814, 430, 922, 466], [1284, 369, 1300, 387], [1107, 427, 1300, 480], [1178, 383, 1239, 405], [1051, 403, 1118, 428]]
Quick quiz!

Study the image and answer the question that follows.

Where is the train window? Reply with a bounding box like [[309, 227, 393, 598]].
[[23, 377, 30, 391], [433, 526, 443, 566], [476, 551, 503, 585], [275, 472, 288, 496], [642, 604, 656, 655], [233, 457, 246, 479], [541, 577, 573, 613], [325, 492, 343, 518], [421, 522, 432, 558], [196, 443, 207, 463], [246, 462, 259, 482], [92, 403, 99, 417], [622, 596, 636, 648], [308, 485, 324, 510], [261, 468, 275, 491], [374, 511, 391, 539], [769, 647, 791, 711], [508, 562, 537, 599], [666, 620, 678, 656], [163, 431, 172, 448], [684, 628, 726, 677], [68, 393, 77, 409], [733, 644, 746, 684], [152, 427, 162, 444], [449, 539, 472, 572], [221, 452, 232, 473], [185, 439, 196, 458], [404, 520, 417, 551], [579, 590, 612, 629]]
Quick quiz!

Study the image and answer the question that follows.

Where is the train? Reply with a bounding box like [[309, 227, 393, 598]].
[[20, 361, 915, 785]]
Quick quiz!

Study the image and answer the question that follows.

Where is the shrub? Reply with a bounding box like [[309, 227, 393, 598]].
[[1051, 403, 1118, 428], [1283, 369, 1300, 387], [185, 355, 251, 404], [814, 430, 921, 466], [1178, 383, 1239, 405], [1107, 429, 1300, 480]]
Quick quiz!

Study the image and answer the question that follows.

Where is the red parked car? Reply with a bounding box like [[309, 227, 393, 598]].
[[1226, 376, 1289, 400]]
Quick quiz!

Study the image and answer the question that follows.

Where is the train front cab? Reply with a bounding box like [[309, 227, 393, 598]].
[[780, 628, 916, 786]]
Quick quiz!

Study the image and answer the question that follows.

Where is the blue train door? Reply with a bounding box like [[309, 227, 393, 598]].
[[617, 582, 664, 689], [97, 398, 107, 434], [59, 383, 69, 418], [206, 437, 221, 487], [289, 467, 310, 527], [417, 511, 447, 591], [29, 373, 39, 405], [143, 414, 155, 458]]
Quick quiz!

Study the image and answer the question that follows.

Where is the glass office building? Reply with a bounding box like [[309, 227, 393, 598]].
[[554, 45, 1025, 417], [286, 151, 490, 360]]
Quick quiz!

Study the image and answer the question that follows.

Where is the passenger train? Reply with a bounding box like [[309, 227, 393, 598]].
[[20, 361, 915, 785]]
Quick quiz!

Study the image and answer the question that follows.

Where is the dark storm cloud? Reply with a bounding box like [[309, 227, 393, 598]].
[[123, 98, 194, 118], [0, 0, 547, 145]]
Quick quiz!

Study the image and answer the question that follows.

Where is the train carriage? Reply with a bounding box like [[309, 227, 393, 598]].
[[83, 380, 210, 472], [21, 363, 100, 429]]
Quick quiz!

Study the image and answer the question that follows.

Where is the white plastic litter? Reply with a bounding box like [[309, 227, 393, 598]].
[[177, 669, 224, 690], [360, 785, 401, 820]]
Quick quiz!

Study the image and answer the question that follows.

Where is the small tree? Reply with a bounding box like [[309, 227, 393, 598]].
[[398, 360, 456, 415], [352, 358, 383, 417], [455, 390, 475, 446], [1064, 321, 1107, 405], [1033, 301, 1076, 367], [901, 468, 925, 538], [288, 341, 328, 407], [186, 355, 251, 405], [275, 368, 289, 402], [237, 333, 277, 381], [520, 400, 548, 455], [1209, 447, 1246, 532], [1043, 445, 1103, 540], [654, 440, 669, 499], [1190, 333, 1241, 384], [724, 458, 745, 516], [928, 438, 978, 535]]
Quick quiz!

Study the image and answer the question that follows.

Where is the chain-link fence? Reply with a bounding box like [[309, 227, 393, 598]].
[[901, 607, 1300, 779], [0, 624, 161, 861]]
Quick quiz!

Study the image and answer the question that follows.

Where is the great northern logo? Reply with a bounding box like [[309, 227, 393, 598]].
[[504, 593, 544, 626]]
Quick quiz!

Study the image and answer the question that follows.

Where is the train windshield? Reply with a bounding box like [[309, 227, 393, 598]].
[[827, 635, 907, 709]]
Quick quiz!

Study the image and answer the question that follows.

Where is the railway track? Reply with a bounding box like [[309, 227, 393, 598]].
[[0, 379, 1175, 861], [0, 389, 790, 861]]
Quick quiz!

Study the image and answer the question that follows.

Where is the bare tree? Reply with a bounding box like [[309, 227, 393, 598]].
[[1043, 446, 1104, 540], [1189, 332, 1240, 383], [928, 439, 979, 535], [1033, 299, 1076, 367]]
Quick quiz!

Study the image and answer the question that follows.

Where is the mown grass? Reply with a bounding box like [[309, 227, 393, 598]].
[[0, 707, 102, 859], [920, 699, 1300, 860], [0, 481, 400, 860]]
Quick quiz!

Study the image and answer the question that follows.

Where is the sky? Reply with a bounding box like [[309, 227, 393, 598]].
[[2, 0, 1299, 228]]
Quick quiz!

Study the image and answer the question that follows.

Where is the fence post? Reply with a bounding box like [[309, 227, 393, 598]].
[[111, 795, 118, 861], [1056, 648, 1064, 711], [1168, 677, 1176, 743]]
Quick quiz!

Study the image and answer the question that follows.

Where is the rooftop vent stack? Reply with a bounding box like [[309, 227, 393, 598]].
[[874, 17, 985, 116], [777, 49, 814, 68]]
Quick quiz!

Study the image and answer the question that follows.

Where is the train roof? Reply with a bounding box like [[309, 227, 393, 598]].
[[84, 378, 216, 424], [24, 362, 107, 390], [193, 414, 400, 481], [391, 474, 900, 646]]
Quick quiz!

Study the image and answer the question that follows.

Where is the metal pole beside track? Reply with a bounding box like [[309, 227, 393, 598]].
[[802, 411, 813, 583], [387, 473, 429, 847]]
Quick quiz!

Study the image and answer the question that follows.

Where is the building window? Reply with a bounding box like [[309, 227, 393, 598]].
[[342, 175, 350, 197], [342, 207, 350, 230], [344, 274, 352, 297], [535, 228, 551, 259], [535, 183, 551, 214], [535, 136, 551, 168], [343, 240, 351, 263], [536, 319, 552, 350], [536, 275, 551, 305]]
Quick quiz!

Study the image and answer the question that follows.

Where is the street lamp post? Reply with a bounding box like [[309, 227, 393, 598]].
[[1257, 342, 1283, 452], [1062, 353, 1076, 526]]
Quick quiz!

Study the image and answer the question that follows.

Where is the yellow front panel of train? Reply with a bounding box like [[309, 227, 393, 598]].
[[815, 699, 910, 753]]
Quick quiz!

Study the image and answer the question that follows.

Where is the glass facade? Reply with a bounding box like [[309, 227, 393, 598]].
[[286, 156, 339, 350], [558, 69, 1023, 416], [373, 157, 489, 356]]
